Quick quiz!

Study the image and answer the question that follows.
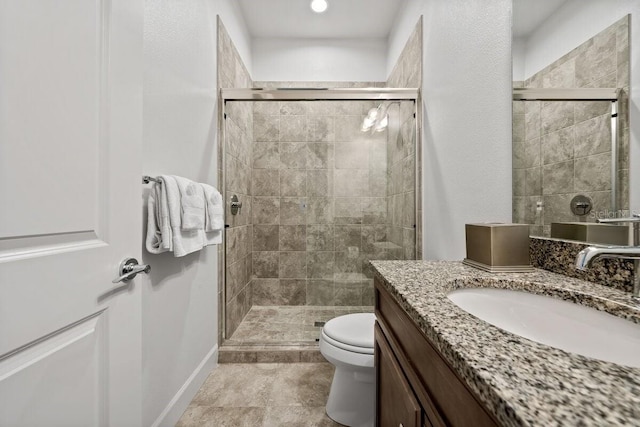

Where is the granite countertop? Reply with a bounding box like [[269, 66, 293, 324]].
[[370, 260, 640, 427]]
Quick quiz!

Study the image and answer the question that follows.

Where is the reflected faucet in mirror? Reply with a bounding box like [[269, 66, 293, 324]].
[[575, 214, 640, 302]]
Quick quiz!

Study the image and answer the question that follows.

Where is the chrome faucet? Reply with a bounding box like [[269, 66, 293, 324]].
[[575, 214, 640, 302]]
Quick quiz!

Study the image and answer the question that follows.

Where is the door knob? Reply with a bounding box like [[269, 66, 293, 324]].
[[112, 257, 151, 283]]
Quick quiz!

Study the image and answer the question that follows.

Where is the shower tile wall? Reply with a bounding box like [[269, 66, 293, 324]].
[[513, 16, 630, 237], [250, 95, 389, 307], [386, 17, 422, 260], [217, 19, 253, 339]]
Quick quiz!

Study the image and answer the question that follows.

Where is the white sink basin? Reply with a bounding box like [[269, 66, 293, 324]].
[[447, 288, 640, 368]]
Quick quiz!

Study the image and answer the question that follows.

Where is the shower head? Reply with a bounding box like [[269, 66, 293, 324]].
[[361, 101, 394, 133]]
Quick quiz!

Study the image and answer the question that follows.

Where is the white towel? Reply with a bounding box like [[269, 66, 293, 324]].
[[175, 176, 205, 231], [145, 175, 222, 257], [202, 184, 224, 232]]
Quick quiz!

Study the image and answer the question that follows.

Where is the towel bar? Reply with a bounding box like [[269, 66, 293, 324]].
[[143, 175, 161, 184]]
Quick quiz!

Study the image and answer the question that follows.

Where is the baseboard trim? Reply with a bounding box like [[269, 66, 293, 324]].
[[151, 344, 218, 427]]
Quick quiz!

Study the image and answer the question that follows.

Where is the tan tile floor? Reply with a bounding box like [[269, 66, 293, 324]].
[[177, 363, 342, 426]]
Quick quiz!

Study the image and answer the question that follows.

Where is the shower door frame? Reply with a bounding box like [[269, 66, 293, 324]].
[[218, 87, 421, 342]]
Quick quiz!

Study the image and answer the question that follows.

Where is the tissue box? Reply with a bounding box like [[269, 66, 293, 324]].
[[463, 223, 533, 272]]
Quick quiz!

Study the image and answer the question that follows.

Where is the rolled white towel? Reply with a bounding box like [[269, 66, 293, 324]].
[[174, 176, 205, 231], [202, 184, 224, 232]]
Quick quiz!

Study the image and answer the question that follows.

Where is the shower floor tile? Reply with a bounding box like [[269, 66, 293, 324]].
[[226, 305, 373, 345]]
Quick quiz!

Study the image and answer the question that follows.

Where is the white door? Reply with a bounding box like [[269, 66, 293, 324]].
[[0, 1, 143, 426]]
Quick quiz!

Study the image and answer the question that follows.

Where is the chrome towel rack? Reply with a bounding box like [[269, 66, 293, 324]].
[[142, 175, 161, 184]]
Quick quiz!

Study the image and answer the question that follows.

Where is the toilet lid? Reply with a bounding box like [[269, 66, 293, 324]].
[[322, 313, 375, 349]]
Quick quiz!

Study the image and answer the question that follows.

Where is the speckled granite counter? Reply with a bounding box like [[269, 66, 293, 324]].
[[370, 260, 640, 427]]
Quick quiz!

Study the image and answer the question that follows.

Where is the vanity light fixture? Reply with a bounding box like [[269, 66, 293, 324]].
[[311, 0, 328, 13]]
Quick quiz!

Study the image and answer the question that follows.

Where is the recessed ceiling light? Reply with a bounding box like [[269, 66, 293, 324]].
[[310, 0, 328, 13]]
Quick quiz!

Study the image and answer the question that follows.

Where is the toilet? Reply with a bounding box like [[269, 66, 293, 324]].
[[319, 313, 376, 427]]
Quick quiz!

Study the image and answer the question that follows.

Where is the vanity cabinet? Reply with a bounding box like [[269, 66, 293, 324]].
[[375, 325, 422, 427], [374, 278, 499, 427]]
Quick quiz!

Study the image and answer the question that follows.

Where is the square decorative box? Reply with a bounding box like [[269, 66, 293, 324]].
[[463, 223, 533, 273]]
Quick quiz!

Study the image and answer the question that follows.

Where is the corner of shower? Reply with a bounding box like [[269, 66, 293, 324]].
[[217, 87, 422, 360]]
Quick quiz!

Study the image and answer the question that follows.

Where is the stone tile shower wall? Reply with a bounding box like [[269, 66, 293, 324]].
[[249, 95, 390, 307], [386, 17, 422, 260], [513, 17, 630, 237], [217, 19, 253, 339]]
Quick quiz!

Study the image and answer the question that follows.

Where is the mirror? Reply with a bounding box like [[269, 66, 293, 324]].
[[511, 0, 630, 242]]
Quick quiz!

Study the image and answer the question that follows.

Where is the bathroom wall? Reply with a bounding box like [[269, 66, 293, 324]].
[[252, 38, 387, 82], [218, 19, 254, 341], [388, 0, 513, 260], [512, 17, 630, 236], [142, 1, 251, 425], [386, 18, 422, 260], [248, 83, 390, 308]]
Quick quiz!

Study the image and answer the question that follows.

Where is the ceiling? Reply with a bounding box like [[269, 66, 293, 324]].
[[237, 0, 569, 41], [513, 0, 568, 38], [236, 0, 407, 39]]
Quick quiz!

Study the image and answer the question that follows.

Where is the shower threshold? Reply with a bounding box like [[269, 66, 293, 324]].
[[219, 305, 373, 363]]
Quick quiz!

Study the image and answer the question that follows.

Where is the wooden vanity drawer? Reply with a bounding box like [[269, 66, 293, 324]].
[[375, 277, 499, 427]]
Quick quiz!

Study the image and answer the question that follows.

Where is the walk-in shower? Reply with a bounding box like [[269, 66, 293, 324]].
[[220, 88, 420, 347]]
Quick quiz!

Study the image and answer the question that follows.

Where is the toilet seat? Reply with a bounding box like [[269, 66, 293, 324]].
[[321, 330, 374, 355], [321, 313, 375, 354]]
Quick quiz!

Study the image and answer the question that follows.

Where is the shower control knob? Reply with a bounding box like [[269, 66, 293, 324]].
[[230, 194, 242, 215], [570, 195, 593, 216]]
